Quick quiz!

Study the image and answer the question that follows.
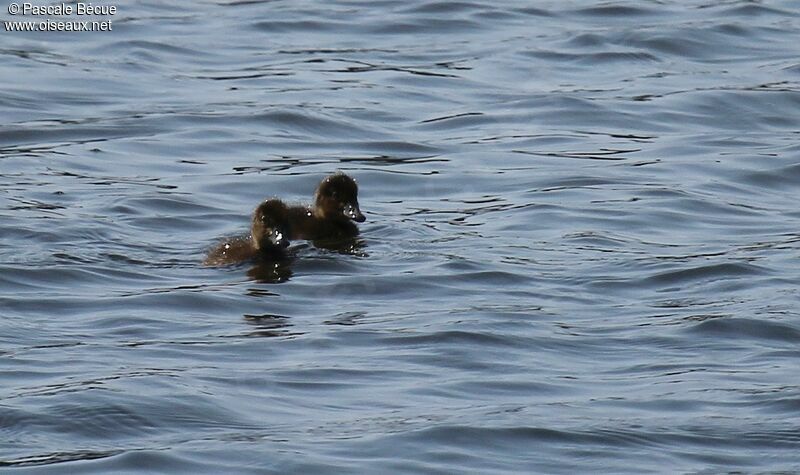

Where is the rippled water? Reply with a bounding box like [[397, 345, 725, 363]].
[[2, 0, 800, 472]]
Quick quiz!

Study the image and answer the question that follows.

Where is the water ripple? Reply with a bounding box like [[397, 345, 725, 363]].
[[3, 0, 800, 473]]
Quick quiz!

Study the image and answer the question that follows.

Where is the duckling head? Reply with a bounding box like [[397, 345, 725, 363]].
[[314, 172, 366, 223], [251, 199, 290, 250]]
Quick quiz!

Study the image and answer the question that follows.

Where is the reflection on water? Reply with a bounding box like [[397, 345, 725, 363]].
[[323, 311, 368, 326], [310, 237, 368, 256], [241, 237, 366, 283], [242, 313, 298, 338], [246, 255, 294, 284]]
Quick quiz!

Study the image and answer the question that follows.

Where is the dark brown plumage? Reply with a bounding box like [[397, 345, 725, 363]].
[[286, 172, 365, 241], [204, 199, 290, 266]]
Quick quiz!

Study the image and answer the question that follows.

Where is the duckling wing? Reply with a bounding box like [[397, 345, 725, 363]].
[[203, 235, 256, 266], [286, 205, 315, 240]]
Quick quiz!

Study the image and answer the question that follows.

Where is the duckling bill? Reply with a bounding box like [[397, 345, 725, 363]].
[[286, 172, 366, 241], [204, 199, 290, 267]]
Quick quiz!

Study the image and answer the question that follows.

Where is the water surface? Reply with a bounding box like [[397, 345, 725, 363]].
[[2, 0, 800, 473]]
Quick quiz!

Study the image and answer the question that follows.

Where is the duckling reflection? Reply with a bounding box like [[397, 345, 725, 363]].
[[246, 258, 293, 283], [310, 236, 368, 256], [204, 199, 292, 268], [287, 172, 366, 242], [242, 313, 300, 338]]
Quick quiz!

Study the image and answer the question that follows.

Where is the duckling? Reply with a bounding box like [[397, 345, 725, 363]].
[[287, 172, 366, 241], [204, 199, 290, 266]]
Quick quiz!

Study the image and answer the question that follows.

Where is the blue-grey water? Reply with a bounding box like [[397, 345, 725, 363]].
[[2, 0, 800, 473]]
